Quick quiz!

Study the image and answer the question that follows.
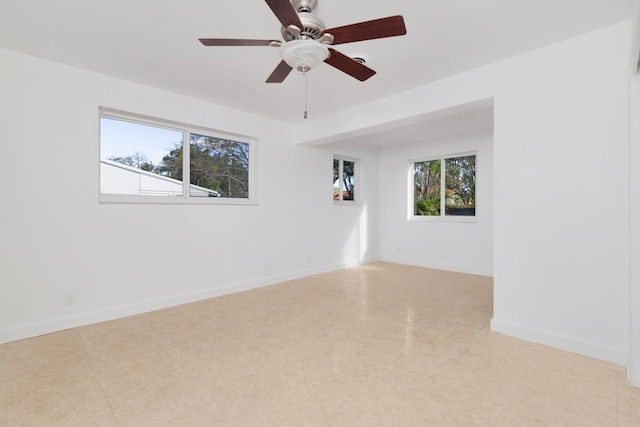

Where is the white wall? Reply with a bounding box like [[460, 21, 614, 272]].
[[296, 22, 632, 365], [0, 48, 379, 344], [378, 130, 493, 276], [319, 143, 381, 265], [630, 70, 640, 386], [491, 22, 630, 365], [627, 0, 640, 390]]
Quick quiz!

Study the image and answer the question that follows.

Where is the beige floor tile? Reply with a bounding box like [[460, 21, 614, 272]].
[[618, 383, 640, 426], [99, 363, 197, 424], [80, 326, 162, 365], [376, 395, 488, 427], [0, 387, 116, 427], [77, 315, 145, 341], [496, 382, 617, 427], [185, 366, 315, 426], [0, 349, 92, 388], [0, 378, 111, 426], [265, 397, 364, 427], [397, 362, 510, 425], [302, 370, 408, 425], [91, 347, 187, 390], [0, 330, 88, 378], [0, 262, 633, 426], [519, 344, 622, 423]]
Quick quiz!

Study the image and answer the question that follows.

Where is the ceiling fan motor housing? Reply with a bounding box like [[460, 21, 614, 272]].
[[281, 11, 326, 41], [292, 0, 318, 13]]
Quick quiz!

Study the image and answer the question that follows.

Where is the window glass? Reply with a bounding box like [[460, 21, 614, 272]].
[[100, 117, 184, 197], [333, 156, 358, 204], [342, 160, 355, 201], [189, 134, 249, 198], [99, 110, 254, 202], [333, 158, 340, 201], [411, 153, 476, 219], [414, 159, 441, 216], [445, 155, 476, 216]]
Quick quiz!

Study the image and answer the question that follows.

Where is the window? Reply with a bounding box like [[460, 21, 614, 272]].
[[411, 153, 476, 220], [99, 108, 255, 204], [333, 156, 357, 204]]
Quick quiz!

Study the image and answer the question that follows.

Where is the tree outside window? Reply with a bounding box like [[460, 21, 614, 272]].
[[333, 156, 357, 203], [100, 113, 252, 201], [445, 155, 475, 216], [413, 154, 475, 217], [414, 159, 441, 216]]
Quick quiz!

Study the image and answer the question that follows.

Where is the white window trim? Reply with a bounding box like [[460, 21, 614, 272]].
[[333, 155, 359, 206], [99, 107, 258, 205], [408, 151, 477, 223]]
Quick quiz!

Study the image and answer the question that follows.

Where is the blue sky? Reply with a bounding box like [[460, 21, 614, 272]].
[[100, 118, 182, 166]]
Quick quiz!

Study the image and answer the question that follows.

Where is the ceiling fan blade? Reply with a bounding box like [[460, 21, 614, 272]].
[[324, 48, 376, 81], [323, 15, 407, 45], [266, 60, 293, 83], [199, 38, 275, 47], [264, 0, 304, 30]]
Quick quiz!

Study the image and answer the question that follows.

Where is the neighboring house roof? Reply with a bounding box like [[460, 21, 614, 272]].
[[100, 158, 220, 197]]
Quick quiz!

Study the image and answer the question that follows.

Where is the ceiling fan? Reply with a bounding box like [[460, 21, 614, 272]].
[[199, 0, 407, 83]]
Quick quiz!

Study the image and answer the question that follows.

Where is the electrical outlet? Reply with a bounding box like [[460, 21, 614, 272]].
[[64, 292, 76, 306]]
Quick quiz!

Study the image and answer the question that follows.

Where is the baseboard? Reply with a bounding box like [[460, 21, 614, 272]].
[[630, 367, 640, 388], [631, 367, 640, 388], [0, 257, 379, 345], [380, 255, 493, 277], [490, 318, 628, 366]]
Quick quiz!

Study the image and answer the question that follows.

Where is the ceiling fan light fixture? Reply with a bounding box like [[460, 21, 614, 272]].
[[279, 39, 329, 74]]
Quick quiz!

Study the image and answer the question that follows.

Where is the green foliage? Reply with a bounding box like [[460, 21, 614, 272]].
[[189, 135, 249, 198], [112, 136, 249, 198], [445, 155, 475, 207], [413, 159, 441, 216], [413, 156, 476, 216], [155, 146, 183, 180], [415, 197, 440, 216]]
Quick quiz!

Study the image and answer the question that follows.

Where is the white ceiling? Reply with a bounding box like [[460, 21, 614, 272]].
[[0, 0, 634, 124]]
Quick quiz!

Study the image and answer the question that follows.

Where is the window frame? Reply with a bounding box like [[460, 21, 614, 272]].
[[99, 107, 258, 205], [333, 155, 359, 206], [408, 151, 477, 223]]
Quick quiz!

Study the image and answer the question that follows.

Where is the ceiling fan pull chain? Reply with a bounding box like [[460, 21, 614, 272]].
[[304, 73, 308, 119]]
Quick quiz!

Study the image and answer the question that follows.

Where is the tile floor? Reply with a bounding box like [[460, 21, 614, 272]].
[[0, 262, 639, 426]]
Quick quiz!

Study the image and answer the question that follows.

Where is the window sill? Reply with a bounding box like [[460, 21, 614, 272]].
[[409, 215, 477, 223], [99, 194, 259, 206]]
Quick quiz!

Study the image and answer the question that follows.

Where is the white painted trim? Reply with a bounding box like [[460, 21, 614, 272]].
[[99, 107, 260, 205], [408, 151, 478, 222], [491, 318, 628, 367], [380, 255, 493, 277], [633, 0, 640, 74], [332, 155, 360, 205], [409, 215, 478, 223], [99, 194, 259, 205], [0, 257, 379, 345], [629, 44, 640, 386]]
